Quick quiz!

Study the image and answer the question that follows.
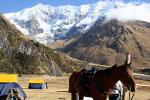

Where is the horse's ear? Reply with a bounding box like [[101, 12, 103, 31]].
[[125, 52, 131, 65], [127, 61, 132, 69]]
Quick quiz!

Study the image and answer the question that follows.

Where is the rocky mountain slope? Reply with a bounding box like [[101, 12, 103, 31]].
[[60, 19, 150, 69], [0, 15, 85, 75]]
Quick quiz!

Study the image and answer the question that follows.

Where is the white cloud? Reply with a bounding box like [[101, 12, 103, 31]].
[[105, 2, 150, 22]]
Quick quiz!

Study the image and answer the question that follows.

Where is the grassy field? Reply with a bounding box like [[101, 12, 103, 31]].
[[18, 76, 150, 100]]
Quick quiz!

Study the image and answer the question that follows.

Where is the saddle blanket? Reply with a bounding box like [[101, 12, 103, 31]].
[[84, 97, 93, 100]]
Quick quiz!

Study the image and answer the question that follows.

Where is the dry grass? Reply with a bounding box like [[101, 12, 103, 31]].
[[18, 77, 70, 100], [18, 76, 150, 100]]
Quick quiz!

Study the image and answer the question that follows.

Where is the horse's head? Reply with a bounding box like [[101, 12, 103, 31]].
[[112, 53, 136, 92], [120, 53, 135, 92], [120, 62, 136, 92]]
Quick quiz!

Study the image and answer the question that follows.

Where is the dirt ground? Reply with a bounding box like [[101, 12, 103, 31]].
[[18, 76, 150, 100]]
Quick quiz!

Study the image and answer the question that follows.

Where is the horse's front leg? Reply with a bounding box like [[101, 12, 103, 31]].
[[79, 93, 84, 100], [71, 93, 78, 100]]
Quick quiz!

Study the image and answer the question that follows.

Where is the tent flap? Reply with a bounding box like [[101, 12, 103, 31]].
[[0, 82, 27, 98]]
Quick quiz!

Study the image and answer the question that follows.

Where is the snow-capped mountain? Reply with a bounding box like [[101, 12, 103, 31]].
[[4, 1, 150, 44], [4, 1, 115, 44]]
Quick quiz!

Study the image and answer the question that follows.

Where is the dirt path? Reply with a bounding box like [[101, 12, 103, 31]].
[[18, 77, 150, 100]]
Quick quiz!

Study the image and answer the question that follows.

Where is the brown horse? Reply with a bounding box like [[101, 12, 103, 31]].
[[69, 53, 136, 100]]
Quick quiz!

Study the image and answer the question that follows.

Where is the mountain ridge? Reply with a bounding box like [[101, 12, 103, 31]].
[[60, 19, 150, 69]]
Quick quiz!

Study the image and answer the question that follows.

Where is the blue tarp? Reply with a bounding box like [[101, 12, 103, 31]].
[[0, 82, 27, 98], [28, 83, 46, 89]]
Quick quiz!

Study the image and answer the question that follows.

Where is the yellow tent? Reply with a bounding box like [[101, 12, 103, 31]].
[[0, 74, 17, 83], [28, 79, 46, 89], [0, 74, 27, 99], [29, 79, 44, 84]]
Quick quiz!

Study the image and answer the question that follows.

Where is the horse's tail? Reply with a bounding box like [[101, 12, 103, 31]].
[[69, 72, 78, 93]]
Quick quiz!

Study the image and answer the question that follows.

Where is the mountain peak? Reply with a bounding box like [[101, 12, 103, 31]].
[[36, 3, 45, 6], [4, 1, 150, 44], [33, 3, 52, 10]]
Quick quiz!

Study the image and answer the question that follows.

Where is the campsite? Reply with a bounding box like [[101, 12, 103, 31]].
[[0, 0, 150, 100], [17, 76, 149, 100]]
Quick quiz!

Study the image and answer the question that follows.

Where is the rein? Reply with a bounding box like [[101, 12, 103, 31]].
[[90, 72, 110, 96], [93, 80, 110, 95], [91, 68, 123, 97]]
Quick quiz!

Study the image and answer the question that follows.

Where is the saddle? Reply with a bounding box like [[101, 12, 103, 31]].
[[80, 67, 96, 97]]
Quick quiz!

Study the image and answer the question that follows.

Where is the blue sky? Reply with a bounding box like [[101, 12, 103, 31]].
[[0, 0, 149, 13]]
